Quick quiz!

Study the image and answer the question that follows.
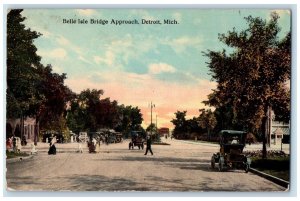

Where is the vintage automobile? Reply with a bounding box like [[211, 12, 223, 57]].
[[129, 131, 145, 150], [211, 130, 251, 173]]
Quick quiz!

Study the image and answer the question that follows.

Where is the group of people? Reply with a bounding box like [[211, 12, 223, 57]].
[[6, 135, 37, 155], [6, 134, 154, 156], [86, 134, 154, 155], [6, 136, 21, 153]]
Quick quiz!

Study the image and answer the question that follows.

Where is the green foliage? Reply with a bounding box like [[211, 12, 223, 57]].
[[203, 12, 291, 158], [7, 9, 44, 118], [36, 65, 75, 131], [7, 9, 76, 135], [146, 123, 157, 133], [171, 111, 188, 139], [198, 109, 217, 139], [66, 90, 144, 134]]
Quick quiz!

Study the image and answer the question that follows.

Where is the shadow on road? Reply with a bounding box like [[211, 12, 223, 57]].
[[48, 174, 153, 191], [97, 155, 215, 172]]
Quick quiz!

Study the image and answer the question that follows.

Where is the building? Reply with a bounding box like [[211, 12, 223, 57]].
[[270, 121, 290, 145], [6, 117, 39, 144], [158, 127, 169, 137]]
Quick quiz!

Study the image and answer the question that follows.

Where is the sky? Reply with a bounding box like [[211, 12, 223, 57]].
[[20, 8, 291, 130]]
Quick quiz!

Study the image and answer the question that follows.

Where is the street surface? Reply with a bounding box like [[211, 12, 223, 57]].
[[6, 138, 288, 192]]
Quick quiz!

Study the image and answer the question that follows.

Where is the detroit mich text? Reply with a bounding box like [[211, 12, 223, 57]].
[[62, 18, 179, 25]]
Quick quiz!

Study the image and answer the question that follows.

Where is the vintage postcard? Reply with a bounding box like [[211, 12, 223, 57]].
[[5, 8, 291, 193]]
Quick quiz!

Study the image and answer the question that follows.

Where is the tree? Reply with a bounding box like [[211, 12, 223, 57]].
[[66, 89, 103, 132], [7, 9, 45, 141], [96, 98, 119, 128], [35, 65, 74, 132], [171, 111, 188, 139], [116, 105, 143, 135], [146, 123, 157, 133], [198, 109, 217, 140], [203, 13, 291, 158], [66, 89, 144, 135]]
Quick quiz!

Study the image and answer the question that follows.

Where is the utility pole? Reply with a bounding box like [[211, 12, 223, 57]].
[[149, 102, 155, 136], [156, 115, 158, 130]]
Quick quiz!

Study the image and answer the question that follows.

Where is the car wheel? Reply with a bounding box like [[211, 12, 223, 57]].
[[244, 163, 250, 173], [219, 157, 224, 172], [211, 156, 215, 169]]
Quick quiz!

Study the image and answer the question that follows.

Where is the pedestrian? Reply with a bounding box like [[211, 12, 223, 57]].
[[31, 143, 38, 155], [95, 139, 100, 153], [144, 135, 153, 155], [12, 136, 17, 152], [6, 136, 13, 151], [48, 136, 57, 155]]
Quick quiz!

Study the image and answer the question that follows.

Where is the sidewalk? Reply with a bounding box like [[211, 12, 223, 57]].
[[162, 138, 290, 155]]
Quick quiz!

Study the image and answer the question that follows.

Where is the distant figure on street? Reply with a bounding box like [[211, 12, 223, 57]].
[[144, 135, 153, 155], [21, 135, 27, 146], [15, 137, 22, 153], [12, 136, 17, 152], [77, 142, 83, 153], [95, 139, 100, 153], [48, 136, 57, 155], [31, 143, 38, 155]]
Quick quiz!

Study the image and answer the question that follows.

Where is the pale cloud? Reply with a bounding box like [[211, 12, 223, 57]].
[[130, 10, 156, 21], [94, 50, 115, 66], [55, 35, 83, 55], [173, 36, 201, 46], [79, 56, 92, 64], [94, 35, 156, 68], [148, 63, 176, 74], [52, 65, 63, 74], [193, 18, 202, 25], [270, 9, 291, 16], [27, 26, 52, 38], [42, 48, 67, 59], [172, 12, 182, 23], [76, 9, 97, 16], [56, 36, 70, 46], [163, 36, 203, 53]]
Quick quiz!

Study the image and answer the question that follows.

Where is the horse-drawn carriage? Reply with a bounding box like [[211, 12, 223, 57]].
[[129, 131, 145, 150], [211, 130, 251, 172]]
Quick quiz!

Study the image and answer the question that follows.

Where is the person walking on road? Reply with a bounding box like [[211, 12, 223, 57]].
[[144, 135, 153, 155]]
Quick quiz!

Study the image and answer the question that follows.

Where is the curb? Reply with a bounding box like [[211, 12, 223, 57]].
[[249, 168, 289, 189], [6, 154, 35, 164]]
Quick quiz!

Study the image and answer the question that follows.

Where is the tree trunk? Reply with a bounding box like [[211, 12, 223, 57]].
[[20, 113, 24, 139], [34, 118, 39, 146], [261, 105, 269, 159], [207, 128, 210, 141]]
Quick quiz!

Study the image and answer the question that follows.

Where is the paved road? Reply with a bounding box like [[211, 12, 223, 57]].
[[6, 139, 287, 192]]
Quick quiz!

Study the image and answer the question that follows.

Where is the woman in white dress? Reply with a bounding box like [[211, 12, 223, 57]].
[[95, 139, 100, 153]]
